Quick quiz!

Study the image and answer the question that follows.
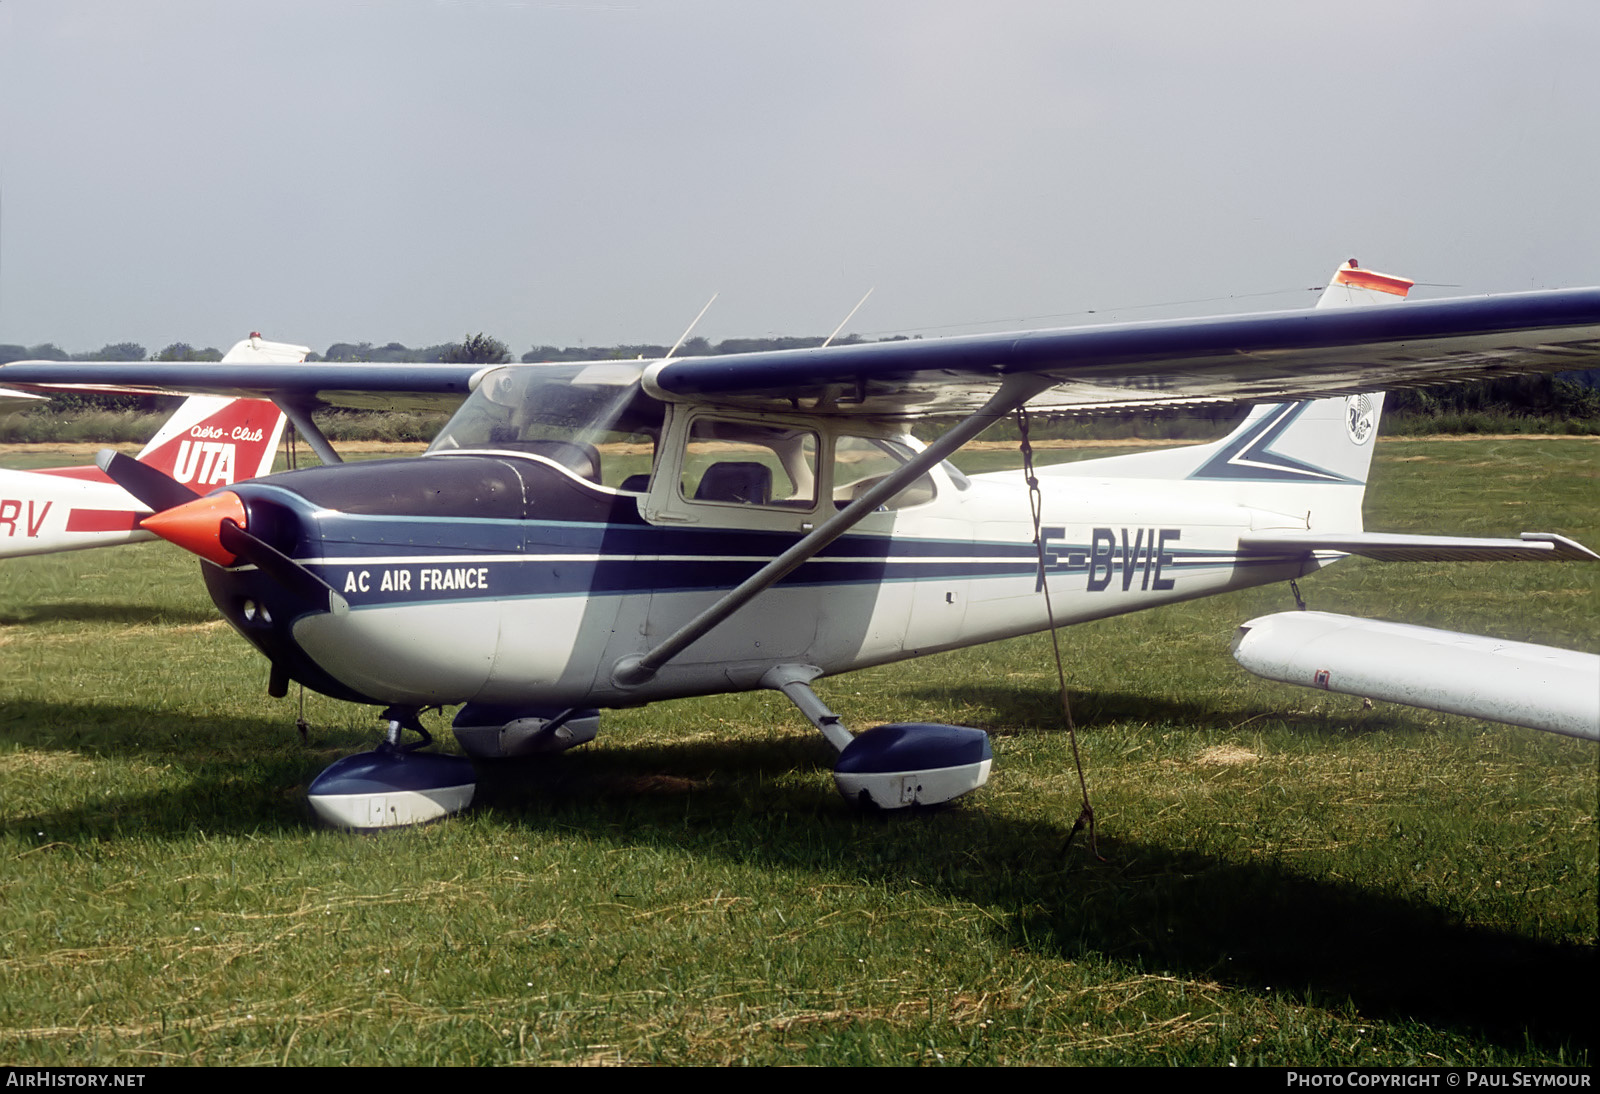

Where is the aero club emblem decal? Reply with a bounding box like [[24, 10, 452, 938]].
[[1345, 395, 1375, 446]]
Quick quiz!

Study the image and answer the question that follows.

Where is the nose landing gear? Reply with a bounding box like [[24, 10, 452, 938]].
[[307, 706, 477, 829]]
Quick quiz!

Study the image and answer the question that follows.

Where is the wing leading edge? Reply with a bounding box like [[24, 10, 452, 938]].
[[645, 287, 1600, 419], [0, 361, 484, 412]]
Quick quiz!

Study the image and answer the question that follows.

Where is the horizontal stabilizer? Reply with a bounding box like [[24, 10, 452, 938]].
[[1232, 611, 1599, 740], [1238, 531, 1599, 562]]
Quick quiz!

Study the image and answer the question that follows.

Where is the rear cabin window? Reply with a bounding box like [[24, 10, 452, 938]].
[[831, 435, 936, 509]]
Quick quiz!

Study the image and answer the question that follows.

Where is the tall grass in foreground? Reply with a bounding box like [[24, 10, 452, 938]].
[[0, 439, 1593, 1065], [0, 410, 172, 445]]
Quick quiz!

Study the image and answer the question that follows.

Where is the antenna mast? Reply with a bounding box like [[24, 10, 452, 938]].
[[822, 288, 875, 348], [662, 293, 719, 361]]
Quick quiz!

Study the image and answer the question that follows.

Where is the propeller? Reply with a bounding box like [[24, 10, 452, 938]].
[[219, 517, 347, 615], [96, 449, 201, 512], [98, 451, 346, 615], [139, 492, 347, 614]]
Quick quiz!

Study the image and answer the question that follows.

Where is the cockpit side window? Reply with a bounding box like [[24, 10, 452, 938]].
[[679, 418, 818, 510]]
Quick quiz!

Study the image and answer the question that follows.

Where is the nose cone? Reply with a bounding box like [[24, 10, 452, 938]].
[[140, 490, 247, 566]]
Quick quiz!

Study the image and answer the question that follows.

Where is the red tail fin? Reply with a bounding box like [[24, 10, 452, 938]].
[[134, 333, 304, 483], [136, 396, 287, 485]]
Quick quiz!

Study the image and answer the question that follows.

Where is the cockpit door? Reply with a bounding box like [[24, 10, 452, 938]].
[[630, 406, 823, 665]]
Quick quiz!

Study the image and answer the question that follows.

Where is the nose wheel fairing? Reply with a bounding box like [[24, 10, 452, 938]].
[[307, 708, 477, 829], [307, 746, 477, 829]]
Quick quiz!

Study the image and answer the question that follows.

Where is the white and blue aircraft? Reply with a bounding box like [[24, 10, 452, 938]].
[[3, 263, 1596, 827]]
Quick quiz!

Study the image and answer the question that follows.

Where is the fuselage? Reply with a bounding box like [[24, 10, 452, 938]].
[[189, 367, 1372, 711], [203, 443, 1324, 710], [0, 466, 155, 558]]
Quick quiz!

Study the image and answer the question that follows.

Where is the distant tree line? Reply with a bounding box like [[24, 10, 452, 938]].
[[319, 333, 513, 364], [1385, 372, 1599, 416], [0, 341, 225, 363], [313, 332, 875, 364]]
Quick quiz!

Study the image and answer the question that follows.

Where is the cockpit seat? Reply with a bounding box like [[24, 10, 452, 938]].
[[694, 461, 772, 505]]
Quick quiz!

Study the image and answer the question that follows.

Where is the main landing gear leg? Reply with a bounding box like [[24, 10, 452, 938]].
[[761, 664, 992, 810], [306, 705, 477, 830]]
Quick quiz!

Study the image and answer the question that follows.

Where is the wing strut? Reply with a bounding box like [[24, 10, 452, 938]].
[[610, 373, 1051, 688], [273, 399, 343, 465]]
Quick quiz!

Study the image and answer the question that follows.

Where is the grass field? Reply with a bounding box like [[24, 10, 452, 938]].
[[0, 438, 1594, 1066]]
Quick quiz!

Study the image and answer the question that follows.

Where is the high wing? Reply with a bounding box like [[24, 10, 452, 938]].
[[0, 361, 481, 412], [1, 288, 1597, 418], [645, 288, 1600, 419]]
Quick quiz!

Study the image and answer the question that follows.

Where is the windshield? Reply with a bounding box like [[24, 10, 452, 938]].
[[427, 363, 665, 488]]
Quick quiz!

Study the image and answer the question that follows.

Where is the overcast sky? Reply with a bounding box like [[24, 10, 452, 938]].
[[1, 0, 1596, 356]]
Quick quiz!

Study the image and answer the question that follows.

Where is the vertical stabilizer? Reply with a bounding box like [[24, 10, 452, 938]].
[[134, 335, 305, 482], [1044, 392, 1385, 492], [1040, 260, 1415, 530], [1316, 259, 1414, 309]]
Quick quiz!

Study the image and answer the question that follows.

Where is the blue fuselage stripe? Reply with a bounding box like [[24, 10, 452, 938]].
[[302, 515, 1258, 607]]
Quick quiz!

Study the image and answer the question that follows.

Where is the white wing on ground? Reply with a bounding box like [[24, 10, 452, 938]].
[[1232, 611, 1599, 740]]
